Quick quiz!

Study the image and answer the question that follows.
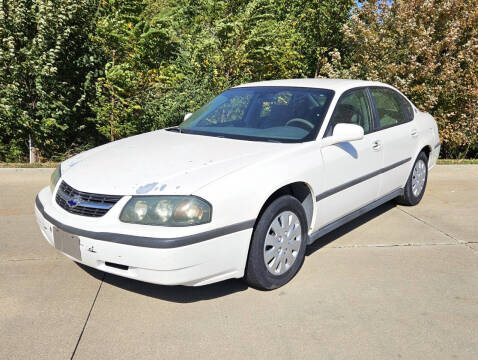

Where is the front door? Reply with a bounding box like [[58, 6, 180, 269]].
[[316, 89, 383, 229]]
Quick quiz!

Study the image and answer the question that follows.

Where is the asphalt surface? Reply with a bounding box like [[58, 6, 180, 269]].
[[1, 166, 477, 359]]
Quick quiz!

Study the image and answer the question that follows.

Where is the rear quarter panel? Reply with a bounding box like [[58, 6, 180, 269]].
[[414, 111, 440, 169]]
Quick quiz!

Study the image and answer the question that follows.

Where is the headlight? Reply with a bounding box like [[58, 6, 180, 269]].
[[119, 196, 212, 226], [50, 165, 61, 193]]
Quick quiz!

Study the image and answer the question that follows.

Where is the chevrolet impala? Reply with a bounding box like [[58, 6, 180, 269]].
[[35, 79, 440, 290]]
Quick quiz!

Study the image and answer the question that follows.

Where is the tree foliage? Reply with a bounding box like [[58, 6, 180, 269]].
[[0, 0, 104, 160], [320, 0, 478, 158], [91, 0, 354, 141], [0, 0, 476, 161]]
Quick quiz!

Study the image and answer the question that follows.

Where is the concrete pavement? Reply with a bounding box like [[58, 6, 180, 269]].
[[0, 166, 477, 359]]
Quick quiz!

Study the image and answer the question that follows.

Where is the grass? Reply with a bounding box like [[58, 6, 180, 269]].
[[0, 162, 60, 168], [437, 159, 478, 165], [1, 159, 477, 168]]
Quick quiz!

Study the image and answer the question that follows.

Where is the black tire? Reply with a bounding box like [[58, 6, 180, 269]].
[[244, 195, 308, 290], [396, 151, 428, 206]]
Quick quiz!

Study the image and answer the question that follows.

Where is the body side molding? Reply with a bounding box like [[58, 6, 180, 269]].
[[308, 188, 404, 245], [316, 158, 411, 201]]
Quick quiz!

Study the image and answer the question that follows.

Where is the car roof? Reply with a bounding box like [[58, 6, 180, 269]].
[[234, 78, 390, 93]]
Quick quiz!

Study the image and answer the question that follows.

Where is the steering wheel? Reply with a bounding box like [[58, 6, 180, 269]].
[[285, 118, 314, 130]]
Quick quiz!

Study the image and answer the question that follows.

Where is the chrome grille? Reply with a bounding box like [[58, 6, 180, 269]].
[[55, 181, 122, 217]]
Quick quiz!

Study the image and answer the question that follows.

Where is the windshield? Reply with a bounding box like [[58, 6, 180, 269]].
[[178, 86, 334, 143]]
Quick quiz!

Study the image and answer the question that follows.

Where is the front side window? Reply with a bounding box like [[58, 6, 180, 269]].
[[326, 89, 373, 136], [370, 88, 408, 128], [179, 87, 334, 142]]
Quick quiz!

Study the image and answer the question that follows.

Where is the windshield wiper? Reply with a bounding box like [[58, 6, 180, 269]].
[[166, 126, 182, 133]]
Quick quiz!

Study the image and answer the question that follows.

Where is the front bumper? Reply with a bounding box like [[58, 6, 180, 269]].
[[35, 186, 253, 286]]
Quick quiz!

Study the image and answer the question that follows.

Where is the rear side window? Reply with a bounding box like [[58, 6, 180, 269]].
[[370, 88, 408, 128], [399, 95, 414, 121]]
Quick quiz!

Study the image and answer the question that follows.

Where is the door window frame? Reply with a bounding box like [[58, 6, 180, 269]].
[[321, 85, 416, 139], [323, 86, 375, 137], [367, 86, 414, 132]]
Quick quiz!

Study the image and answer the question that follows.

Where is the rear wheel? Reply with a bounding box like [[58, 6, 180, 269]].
[[245, 195, 307, 290], [397, 151, 428, 206]]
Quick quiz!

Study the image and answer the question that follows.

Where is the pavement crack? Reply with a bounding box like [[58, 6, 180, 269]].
[[396, 207, 463, 244], [70, 272, 105, 360], [6, 258, 42, 262], [2, 257, 69, 263], [396, 207, 478, 255], [330, 242, 463, 249]]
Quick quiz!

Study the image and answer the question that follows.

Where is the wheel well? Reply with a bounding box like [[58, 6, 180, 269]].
[[257, 182, 314, 228], [420, 145, 431, 159]]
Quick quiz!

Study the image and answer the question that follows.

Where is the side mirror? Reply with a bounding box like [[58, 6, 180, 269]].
[[184, 112, 193, 121], [321, 123, 364, 147]]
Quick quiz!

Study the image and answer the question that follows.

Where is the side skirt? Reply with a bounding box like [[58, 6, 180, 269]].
[[308, 188, 404, 245]]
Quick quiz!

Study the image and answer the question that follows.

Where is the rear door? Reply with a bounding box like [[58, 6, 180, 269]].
[[368, 87, 418, 197], [316, 88, 383, 229]]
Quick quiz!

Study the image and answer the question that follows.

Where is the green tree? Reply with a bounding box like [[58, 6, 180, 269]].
[[91, 0, 181, 140], [121, 0, 355, 132], [0, 0, 104, 161], [272, 0, 355, 77], [320, 0, 478, 158], [0, 0, 359, 161]]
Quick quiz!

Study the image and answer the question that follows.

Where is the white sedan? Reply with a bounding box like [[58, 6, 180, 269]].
[[35, 79, 440, 290]]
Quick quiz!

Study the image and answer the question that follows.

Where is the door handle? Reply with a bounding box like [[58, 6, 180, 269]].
[[372, 140, 382, 151], [411, 128, 418, 137]]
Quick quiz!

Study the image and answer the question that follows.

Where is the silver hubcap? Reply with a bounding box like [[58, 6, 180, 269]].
[[412, 159, 427, 197], [263, 211, 302, 276]]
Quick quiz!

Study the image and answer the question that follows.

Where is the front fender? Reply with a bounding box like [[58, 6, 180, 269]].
[[194, 142, 324, 235]]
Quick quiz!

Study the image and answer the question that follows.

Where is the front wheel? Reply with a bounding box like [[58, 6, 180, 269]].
[[397, 151, 428, 206], [244, 195, 307, 290]]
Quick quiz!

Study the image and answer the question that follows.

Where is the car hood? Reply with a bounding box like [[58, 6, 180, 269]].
[[61, 130, 287, 196]]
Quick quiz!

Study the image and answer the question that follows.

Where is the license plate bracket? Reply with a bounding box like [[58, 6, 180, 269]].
[[53, 227, 82, 261]]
